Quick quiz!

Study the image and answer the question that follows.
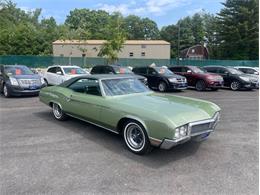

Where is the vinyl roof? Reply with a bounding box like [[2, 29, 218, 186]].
[[53, 40, 170, 45]]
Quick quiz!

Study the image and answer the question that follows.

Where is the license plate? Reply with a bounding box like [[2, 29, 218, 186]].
[[29, 85, 37, 89]]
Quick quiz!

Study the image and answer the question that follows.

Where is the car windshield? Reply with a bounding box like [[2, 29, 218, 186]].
[[189, 66, 206, 73], [102, 78, 150, 96], [154, 67, 173, 75], [113, 67, 133, 74], [227, 67, 243, 74], [4, 66, 34, 75], [63, 67, 86, 75]]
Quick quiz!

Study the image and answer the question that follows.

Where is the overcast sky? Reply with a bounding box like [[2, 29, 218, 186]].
[[14, 0, 225, 28]]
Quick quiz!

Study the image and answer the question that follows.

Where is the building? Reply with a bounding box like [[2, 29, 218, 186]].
[[180, 45, 209, 60], [52, 40, 170, 59]]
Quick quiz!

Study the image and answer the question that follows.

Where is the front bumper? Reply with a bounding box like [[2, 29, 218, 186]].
[[159, 112, 220, 149], [7, 84, 45, 96], [206, 80, 224, 88], [241, 82, 258, 89], [169, 82, 188, 90]]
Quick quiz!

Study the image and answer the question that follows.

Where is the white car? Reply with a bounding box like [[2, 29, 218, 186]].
[[234, 66, 259, 75], [44, 65, 89, 85]]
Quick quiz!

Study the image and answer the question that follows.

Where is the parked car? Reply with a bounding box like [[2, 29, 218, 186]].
[[234, 66, 259, 75], [169, 65, 224, 91], [39, 75, 220, 155], [90, 65, 147, 85], [204, 66, 258, 90], [132, 66, 187, 92], [0, 65, 46, 97], [44, 65, 89, 85]]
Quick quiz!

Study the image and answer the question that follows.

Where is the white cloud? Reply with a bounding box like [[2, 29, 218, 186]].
[[97, 0, 191, 16], [19, 6, 36, 13], [187, 8, 205, 15]]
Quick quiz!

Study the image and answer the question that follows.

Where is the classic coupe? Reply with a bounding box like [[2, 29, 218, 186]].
[[39, 75, 220, 154]]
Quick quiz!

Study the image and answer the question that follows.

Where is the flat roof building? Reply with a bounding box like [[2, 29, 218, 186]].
[[53, 40, 171, 59]]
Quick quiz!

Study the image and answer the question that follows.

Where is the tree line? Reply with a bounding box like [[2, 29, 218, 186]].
[[0, 0, 258, 60]]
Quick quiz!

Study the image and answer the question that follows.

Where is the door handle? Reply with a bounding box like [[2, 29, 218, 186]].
[[65, 95, 72, 102]]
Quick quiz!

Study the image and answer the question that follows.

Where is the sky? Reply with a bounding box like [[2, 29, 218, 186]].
[[13, 0, 225, 28]]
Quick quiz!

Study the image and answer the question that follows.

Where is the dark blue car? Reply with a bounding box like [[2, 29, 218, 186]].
[[0, 65, 46, 97]]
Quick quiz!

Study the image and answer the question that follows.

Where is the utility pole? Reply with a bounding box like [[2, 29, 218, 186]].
[[177, 24, 180, 65]]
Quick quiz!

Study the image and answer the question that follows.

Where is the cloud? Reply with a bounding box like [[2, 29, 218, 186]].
[[187, 8, 205, 15], [97, 0, 191, 16], [19, 6, 36, 13]]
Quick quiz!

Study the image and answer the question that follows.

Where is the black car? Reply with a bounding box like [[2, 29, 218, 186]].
[[204, 66, 258, 90], [90, 65, 147, 85], [132, 66, 187, 92], [0, 65, 46, 97]]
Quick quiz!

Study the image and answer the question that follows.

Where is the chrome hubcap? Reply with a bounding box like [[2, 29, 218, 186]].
[[126, 124, 144, 150], [159, 83, 165, 91], [53, 104, 62, 118], [231, 82, 239, 90]]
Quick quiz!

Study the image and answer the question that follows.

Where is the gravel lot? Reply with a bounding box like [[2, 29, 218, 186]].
[[0, 89, 258, 195]]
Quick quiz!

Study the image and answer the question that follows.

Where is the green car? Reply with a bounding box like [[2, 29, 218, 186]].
[[39, 75, 220, 154]]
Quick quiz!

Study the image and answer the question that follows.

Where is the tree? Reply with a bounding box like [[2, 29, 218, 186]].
[[98, 13, 126, 64], [217, 0, 259, 60]]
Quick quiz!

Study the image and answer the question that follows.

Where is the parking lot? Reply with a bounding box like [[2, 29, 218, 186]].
[[0, 89, 258, 194]]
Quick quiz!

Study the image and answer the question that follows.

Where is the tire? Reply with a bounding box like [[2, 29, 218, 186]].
[[44, 79, 48, 86], [158, 81, 167, 92], [123, 120, 152, 155], [52, 103, 68, 121], [3, 84, 11, 98], [195, 80, 206, 91], [230, 81, 240, 91]]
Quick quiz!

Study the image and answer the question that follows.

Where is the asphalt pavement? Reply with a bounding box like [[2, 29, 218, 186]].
[[0, 89, 258, 194]]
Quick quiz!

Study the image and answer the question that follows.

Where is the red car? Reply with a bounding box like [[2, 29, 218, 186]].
[[169, 65, 224, 91]]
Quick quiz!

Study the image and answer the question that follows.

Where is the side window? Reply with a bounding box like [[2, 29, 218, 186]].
[[218, 68, 227, 74], [148, 68, 157, 75], [172, 67, 182, 72], [56, 67, 63, 75], [68, 78, 101, 96], [104, 66, 114, 74], [47, 67, 56, 73], [182, 67, 189, 73], [91, 66, 99, 74]]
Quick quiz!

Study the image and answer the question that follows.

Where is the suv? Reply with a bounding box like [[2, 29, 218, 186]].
[[204, 66, 258, 90], [132, 66, 187, 92], [169, 65, 224, 91], [44, 65, 89, 85], [0, 65, 46, 97], [90, 65, 147, 85]]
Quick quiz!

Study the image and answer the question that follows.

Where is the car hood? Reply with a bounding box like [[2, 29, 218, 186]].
[[113, 92, 220, 127], [11, 74, 41, 79], [198, 72, 222, 78]]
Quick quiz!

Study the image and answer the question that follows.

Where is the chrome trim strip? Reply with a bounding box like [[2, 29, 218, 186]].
[[66, 113, 119, 134]]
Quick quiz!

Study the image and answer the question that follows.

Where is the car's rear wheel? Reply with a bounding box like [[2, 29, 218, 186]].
[[158, 81, 167, 92], [230, 81, 240, 91], [123, 120, 152, 155], [195, 80, 206, 91], [52, 103, 68, 121], [3, 84, 11, 98]]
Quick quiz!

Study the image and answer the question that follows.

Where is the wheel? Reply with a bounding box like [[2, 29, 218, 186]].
[[195, 80, 206, 91], [52, 103, 68, 121], [123, 120, 152, 155], [230, 81, 240, 91], [3, 84, 11, 98], [44, 79, 48, 86], [211, 88, 219, 91], [158, 81, 167, 92]]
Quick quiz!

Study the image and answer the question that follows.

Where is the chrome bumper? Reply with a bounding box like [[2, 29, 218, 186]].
[[159, 112, 220, 149]]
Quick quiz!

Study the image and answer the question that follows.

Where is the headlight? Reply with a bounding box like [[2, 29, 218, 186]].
[[174, 124, 188, 139], [239, 76, 250, 82], [40, 77, 45, 84], [169, 78, 178, 83], [9, 77, 19, 86]]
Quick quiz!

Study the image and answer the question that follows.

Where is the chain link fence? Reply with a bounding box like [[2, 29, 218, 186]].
[[0, 55, 258, 68]]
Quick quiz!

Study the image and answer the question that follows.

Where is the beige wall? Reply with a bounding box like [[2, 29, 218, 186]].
[[53, 43, 170, 59]]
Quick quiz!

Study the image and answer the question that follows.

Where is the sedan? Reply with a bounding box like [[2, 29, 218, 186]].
[[39, 75, 220, 155]]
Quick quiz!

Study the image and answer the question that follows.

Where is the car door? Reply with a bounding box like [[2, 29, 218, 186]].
[[45, 67, 57, 85], [0, 66, 4, 91], [147, 67, 159, 88], [181, 67, 194, 86], [217, 67, 230, 87], [65, 78, 104, 123], [54, 67, 65, 85]]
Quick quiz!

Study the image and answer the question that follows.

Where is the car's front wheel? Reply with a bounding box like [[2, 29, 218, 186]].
[[195, 80, 206, 91], [158, 81, 167, 92], [52, 103, 68, 121], [123, 120, 152, 155], [230, 81, 240, 91], [3, 84, 11, 98]]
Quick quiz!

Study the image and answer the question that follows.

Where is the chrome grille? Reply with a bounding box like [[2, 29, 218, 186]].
[[18, 79, 41, 87], [191, 122, 212, 134]]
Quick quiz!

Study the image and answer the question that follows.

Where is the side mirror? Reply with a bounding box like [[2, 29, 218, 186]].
[[187, 70, 192, 74], [152, 71, 157, 75], [56, 71, 63, 75], [254, 72, 259, 75]]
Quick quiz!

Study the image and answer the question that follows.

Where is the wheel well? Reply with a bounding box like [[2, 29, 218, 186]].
[[117, 117, 145, 134], [49, 102, 53, 108]]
